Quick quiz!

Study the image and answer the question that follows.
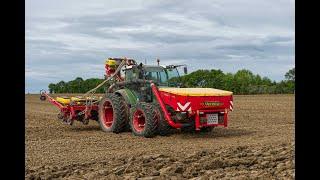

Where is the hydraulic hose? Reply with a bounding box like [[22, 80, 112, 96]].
[[83, 59, 127, 97]]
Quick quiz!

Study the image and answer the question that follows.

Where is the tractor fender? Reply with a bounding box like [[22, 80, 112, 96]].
[[114, 88, 138, 109]]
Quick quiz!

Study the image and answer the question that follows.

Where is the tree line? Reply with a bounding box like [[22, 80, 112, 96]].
[[48, 68, 295, 95], [48, 78, 106, 94], [175, 67, 294, 94]]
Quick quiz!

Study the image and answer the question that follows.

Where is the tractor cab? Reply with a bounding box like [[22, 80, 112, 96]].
[[124, 64, 184, 87]]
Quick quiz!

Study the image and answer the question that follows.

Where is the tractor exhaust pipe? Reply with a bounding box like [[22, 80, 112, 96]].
[[150, 83, 183, 129]]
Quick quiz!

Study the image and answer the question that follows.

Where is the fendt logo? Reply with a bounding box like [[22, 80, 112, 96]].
[[176, 102, 191, 112], [201, 101, 223, 107]]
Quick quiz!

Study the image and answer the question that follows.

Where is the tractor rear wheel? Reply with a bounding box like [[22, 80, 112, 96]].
[[98, 93, 127, 133], [130, 102, 159, 138]]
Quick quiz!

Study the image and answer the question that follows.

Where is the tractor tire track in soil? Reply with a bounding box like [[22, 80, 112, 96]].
[[25, 94, 295, 179]]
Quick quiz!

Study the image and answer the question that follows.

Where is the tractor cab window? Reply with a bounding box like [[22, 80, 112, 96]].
[[144, 69, 168, 86], [166, 67, 182, 87], [125, 69, 139, 81], [166, 68, 180, 80]]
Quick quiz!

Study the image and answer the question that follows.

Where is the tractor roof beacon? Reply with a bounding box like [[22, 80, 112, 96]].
[[40, 57, 233, 138]]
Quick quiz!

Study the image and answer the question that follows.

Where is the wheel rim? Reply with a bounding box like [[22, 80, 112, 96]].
[[133, 109, 145, 132], [102, 100, 113, 128]]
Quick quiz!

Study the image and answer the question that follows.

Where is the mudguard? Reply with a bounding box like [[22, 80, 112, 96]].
[[114, 88, 138, 108]]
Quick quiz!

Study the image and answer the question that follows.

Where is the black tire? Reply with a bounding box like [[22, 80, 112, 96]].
[[40, 95, 46, 101], [181, 121, 196, 133], [181, 126, 196, 133], [130, 102, 159, 138], [180, 120, 214, 133], [121, 97, 131, 132], [98, 93, 127, 133], [182, 126, 214, 133], [200, 126, 214, 132], [153, 104, 175, 136]]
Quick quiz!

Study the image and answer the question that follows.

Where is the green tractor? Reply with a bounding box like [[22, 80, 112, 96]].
[[98, 58, 233, 137]]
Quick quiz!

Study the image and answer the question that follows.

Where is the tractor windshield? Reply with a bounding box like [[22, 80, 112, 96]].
[[139, 66, 182, 87], [165, 67, 183, 87], [166, 68, 180, 80], [145, 69, 168, 86]]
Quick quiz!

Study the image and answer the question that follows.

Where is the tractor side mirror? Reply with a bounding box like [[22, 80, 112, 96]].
[[183, 67, 188, 74]]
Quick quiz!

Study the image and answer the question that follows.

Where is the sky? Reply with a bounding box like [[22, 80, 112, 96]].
[[25, 0, 295, 93]]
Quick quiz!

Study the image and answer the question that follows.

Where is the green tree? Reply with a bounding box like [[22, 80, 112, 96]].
[[206, 69, 225, 89], [48, 83, 56, 93], [285, 67, 295, 81], [56, 81, 66, 93], [233, 69, 255, 94], [223, 73, 234, 92]]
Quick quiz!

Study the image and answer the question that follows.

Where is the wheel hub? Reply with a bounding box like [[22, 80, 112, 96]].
[[133, 109, 145, 132], [102, 101, 113, 128]]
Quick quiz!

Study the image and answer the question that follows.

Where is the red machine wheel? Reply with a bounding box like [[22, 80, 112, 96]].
[[102, 100, 113, 128], [132, 109, 146, 132], [130, 102, 158, 138], [98, 93, 127, 133]]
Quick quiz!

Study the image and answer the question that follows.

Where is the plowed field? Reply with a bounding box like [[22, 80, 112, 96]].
[[25, 94, 295, 179]]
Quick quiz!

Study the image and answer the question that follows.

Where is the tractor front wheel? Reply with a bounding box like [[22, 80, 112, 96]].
[[98, 93, 127, 133], [155, 104, 175, 136], [130, 102, 159, 138]]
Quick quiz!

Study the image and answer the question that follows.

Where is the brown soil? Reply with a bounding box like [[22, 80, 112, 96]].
[[25, 94, 295, 179]]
